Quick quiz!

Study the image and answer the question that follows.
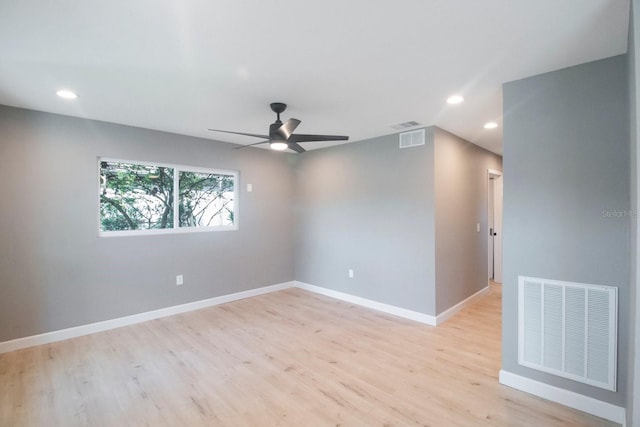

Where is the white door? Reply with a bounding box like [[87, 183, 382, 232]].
[[493, 174, 503, 283]]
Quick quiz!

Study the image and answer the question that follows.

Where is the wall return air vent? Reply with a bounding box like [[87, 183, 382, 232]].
[[399, 128, 425, 149], [518, 276, 617, 391]]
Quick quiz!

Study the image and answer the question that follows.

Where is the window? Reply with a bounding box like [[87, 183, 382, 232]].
[[99, 159, 237, 235], [178, 170, 235, 227]]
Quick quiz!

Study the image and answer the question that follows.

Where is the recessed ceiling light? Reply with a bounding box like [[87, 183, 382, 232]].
[[446, 95, 464, 104], [56, 89, 77, 99], [484, 122, 498, 129]]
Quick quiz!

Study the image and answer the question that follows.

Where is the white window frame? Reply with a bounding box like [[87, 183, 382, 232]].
[[98, 157, 239, 237]]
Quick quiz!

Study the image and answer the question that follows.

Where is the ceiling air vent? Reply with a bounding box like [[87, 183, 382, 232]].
[[399, 128, 425, 149], [390, 121, 420, 130]]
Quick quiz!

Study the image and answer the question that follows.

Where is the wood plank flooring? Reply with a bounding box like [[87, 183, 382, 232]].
[[0, 283, 617, 426]]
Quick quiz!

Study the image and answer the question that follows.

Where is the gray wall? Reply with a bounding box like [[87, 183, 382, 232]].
[[294, 126, 502, 316], [0, 105, 295, 342], [434, 128, 502, 314], [502, 55, 630, 406], [629, 0, 640, 424], [294, 130, 437, 315]]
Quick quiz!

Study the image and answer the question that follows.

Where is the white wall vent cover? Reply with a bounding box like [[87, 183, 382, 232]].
[[518, 276, 617, 391], [399, 128, 425, 149]]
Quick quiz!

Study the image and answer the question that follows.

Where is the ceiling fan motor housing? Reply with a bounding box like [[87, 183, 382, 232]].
[[269, 122, 286, 140]]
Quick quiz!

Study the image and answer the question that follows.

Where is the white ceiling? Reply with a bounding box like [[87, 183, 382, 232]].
[[0, 1, 630, 154]]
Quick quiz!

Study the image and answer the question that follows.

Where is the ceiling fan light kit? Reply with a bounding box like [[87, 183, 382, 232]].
[[270, 142, 288, 151], [209, 102, 349, 153]]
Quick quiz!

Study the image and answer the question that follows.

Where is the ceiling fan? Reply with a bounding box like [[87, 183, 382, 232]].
[[208, 102, 349, 153]]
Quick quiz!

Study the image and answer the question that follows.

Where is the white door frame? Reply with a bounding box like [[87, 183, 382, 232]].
[[488, 169, 503, 284], [488, 177, 495, 279]]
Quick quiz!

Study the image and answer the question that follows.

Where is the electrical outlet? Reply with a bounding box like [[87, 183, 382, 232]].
[[176, 274, 184, 286], [247, 183, 253, 192], [348, 269, 354, 278], [476, 223, 480, 233]]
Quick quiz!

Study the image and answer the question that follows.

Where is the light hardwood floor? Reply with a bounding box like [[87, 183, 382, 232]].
[[0, 283, 617, 426]]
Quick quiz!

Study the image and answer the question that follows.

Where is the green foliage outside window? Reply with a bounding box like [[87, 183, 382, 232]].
[[179, 171, 235, 228], [100, 160, 235, 233]]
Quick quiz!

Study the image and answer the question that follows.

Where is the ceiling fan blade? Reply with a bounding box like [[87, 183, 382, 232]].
[[208, 128, 270, 139], [289, 134, 349, 143], [234, 140, 271, 150], [288, 142, 306, 153], [274, 118, 301, 139]]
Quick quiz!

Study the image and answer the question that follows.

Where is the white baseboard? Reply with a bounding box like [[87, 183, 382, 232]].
[[435, 285, 489, 324], [294, 281, 437, 326], [499, 370, 626, 426], [0, 281, 295, 354], [0, 280, 490, 354]]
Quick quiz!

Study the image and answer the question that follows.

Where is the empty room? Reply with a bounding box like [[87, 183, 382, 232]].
[[1, 1, 639, 426]]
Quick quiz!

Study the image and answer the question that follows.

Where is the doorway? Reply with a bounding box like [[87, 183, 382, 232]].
[[488, 169, 503, 283]]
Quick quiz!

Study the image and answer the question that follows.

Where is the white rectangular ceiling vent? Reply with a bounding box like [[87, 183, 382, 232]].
[[391, 120, 420, 130], [399, 128, 425, 149], [518, 276, 617, 391]]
